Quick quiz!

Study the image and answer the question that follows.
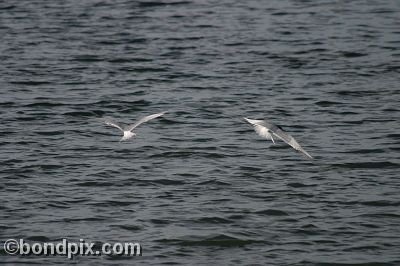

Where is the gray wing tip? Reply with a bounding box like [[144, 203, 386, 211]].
[[300, 150, 313, 160], [157, 110, 168, 116], [243, 117, 252, 123], [156, 111, 167, 117]]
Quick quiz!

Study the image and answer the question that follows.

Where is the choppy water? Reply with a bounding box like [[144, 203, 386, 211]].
[[1, 0, 400, 265]]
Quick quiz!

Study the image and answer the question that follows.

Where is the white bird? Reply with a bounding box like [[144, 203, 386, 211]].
[[244, 117, 313, 159], [102, 111, 167, 141]]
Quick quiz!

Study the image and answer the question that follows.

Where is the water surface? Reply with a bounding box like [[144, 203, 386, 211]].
[[1, 0, 400, 265]]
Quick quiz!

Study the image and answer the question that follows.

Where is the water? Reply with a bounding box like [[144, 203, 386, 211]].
[[1, 0, 400, 265]]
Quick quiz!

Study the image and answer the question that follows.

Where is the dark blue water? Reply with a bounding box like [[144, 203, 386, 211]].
[[1, 0, 400, 265]]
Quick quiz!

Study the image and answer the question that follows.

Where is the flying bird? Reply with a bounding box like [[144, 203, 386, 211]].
[[102, 111, 166, 141], [244, 117, 313, 159]]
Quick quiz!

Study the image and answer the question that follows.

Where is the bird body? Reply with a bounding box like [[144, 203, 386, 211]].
[[102, 111, 166, 141], [244, 117, 313, 159], [121, 131, 136, 141]]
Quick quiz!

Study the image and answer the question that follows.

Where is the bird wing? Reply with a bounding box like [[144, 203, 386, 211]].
[[102, 117, 124, 132], [270, 127, 313, 159], [125, 111, 166, 131]]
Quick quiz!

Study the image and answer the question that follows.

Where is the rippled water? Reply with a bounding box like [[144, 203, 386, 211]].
[[1, 0, 400, 265]]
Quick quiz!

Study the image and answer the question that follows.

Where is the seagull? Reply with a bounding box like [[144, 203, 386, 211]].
[[244, 117, 313, 159], [102, 111, 167, 141]]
